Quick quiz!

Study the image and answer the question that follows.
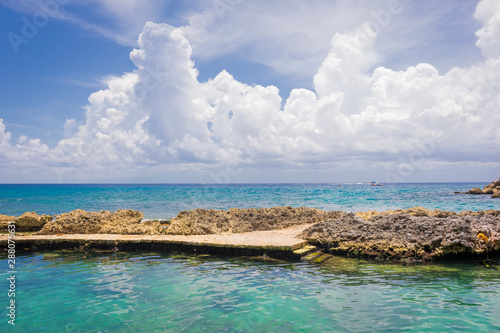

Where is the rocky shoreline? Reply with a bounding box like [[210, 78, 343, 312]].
[[462, 178, 500, 198], [301, 212, 499, 261], [1, 206, 499, 262]]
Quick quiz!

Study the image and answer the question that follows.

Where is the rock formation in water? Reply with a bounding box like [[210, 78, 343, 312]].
[[465, 178, 500, 198], [38, 209, 162, 235], [300, 212, 500, 261], [4, 206, 500, 262]]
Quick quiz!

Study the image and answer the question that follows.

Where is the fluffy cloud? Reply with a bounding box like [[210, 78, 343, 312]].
[[2, 0, 500, 182], [0, 119, 50, 172], [474, 0, 500, 58]]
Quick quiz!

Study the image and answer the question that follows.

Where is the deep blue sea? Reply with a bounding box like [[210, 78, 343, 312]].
[[2, 183, 500, 332], [1, 183, 499, 219]]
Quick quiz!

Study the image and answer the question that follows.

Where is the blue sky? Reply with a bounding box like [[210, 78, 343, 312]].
[[0, 0, 499, 183]]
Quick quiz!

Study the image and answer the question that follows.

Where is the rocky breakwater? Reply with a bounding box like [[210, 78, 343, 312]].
[[6, 207, 343, 236], [165, 206, 345, 235], [38, 209, 162, 235], [465, 178, 500, 198], [0, 212, 52, 232], [300, 209, 500, 261]]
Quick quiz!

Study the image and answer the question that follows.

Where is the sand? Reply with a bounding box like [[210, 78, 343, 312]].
[[0, 223, 312, 249]]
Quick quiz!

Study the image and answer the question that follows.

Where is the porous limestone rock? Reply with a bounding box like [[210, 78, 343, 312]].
[[300, 212, 500, 261], [0, 212, 52, 232], [166, 206, 345, 235], [38, 209, 161, 235]]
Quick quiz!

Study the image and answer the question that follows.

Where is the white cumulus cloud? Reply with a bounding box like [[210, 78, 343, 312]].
[[474, 0, 500, 58], [1, 0, 500, 182]]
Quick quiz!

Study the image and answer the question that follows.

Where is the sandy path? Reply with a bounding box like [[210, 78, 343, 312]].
[[1, 224, 313, 249]]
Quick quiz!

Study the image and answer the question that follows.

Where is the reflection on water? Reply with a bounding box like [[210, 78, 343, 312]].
[[1, 252, 499, 332]]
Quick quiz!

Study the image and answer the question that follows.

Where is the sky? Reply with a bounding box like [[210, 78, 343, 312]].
[[0, 0, 499, 183]]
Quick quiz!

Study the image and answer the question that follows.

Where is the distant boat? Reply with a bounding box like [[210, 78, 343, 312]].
[[371, 181, 384, 186]]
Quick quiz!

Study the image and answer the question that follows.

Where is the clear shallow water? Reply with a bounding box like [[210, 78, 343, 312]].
[[2, 183, 500, 331], [1, 183, 499, 219], [1, 252, 499, 332]]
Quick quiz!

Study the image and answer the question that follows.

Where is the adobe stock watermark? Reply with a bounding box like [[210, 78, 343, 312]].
[[285, 32, 314, 61], [338, 0, 403, 58], [7, 0, 69, 54], [209, 148, 247, 184], [213, 0, 243, 20], [51, 64, 167, 182], [462, 69, 496, 113], [6, 220, 17, 326], [384, 132, 446, 183], [205, 110, 290, 185]]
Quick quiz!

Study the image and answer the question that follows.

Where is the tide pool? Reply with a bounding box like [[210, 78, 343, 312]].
[[1, 251, 499, 332]]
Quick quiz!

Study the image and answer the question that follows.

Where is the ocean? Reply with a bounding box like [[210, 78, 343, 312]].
[[1, 182, 499, 219], [1, 183, 500, 332]]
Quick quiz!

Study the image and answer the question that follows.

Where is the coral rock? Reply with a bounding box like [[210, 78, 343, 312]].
[[300, 212, 500, 261], [166, 206, 345, 235], [38, 209, 161, 235], [0, 212, 51, 232]]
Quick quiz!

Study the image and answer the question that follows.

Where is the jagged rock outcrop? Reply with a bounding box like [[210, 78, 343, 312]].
[[300, 213, 500, 261], [0, 212, 52, 232], [166, 206, 345, 235], [355, 206, 500, 220], [465, 178, 500, 198], [38, 209, 161, 235], [0, 214, 16, 232], [355, 206, 457, 220]]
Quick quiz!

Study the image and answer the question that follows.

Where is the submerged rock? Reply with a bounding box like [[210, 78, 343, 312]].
[[166, 206, 345, 235], [300, 213, 500, 261], [38, 209, 161, 235]]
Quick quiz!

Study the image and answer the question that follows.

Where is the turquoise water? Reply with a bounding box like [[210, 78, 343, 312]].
[[1, 183, 499, 219], [1, 252, 499, 332], [2, 183, 500, 332]]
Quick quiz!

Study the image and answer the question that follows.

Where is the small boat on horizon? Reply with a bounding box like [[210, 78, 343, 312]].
[[371, 181, 384, 186]]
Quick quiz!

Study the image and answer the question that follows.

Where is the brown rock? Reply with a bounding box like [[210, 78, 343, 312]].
[[355, 207, 457, 220], [464, 178, 500, 198], [300, 212, 500, 260], [468, 188, 484, 195], [166, 206, 345, 235], [0, 212, 51, 232], [484, 178, 500, 191], [0, 214, 17, 232], [485, 178, 500, 198], [16, 212, 52, 231], [38, 209, 160, 235]]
